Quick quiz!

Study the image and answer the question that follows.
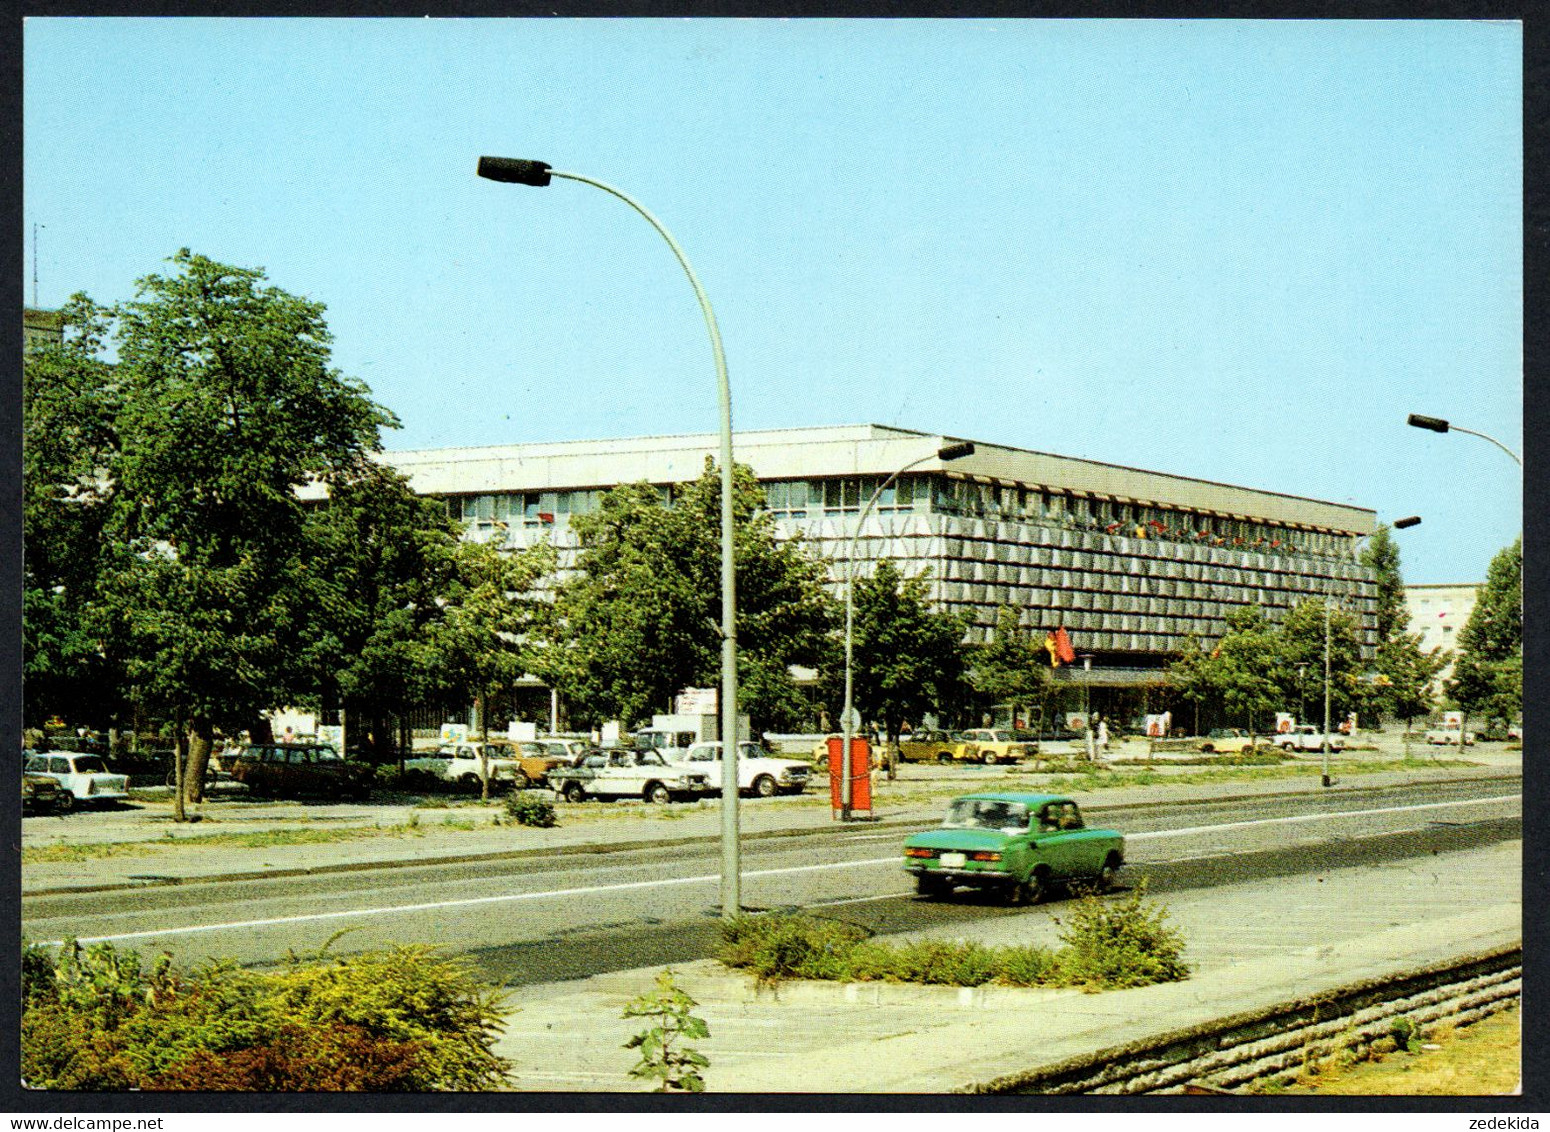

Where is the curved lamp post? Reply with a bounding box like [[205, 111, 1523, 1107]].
[[1322, 515, 1421, 786], [477, 157, 742, 917], [840, 441, 974, 819], [1406, 414, 1521, 467]]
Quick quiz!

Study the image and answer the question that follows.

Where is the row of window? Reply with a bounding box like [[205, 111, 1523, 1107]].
[[764, 475, 1356, 560]]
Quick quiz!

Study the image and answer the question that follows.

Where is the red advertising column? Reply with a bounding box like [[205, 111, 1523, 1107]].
[[827, 736, 872, 818]]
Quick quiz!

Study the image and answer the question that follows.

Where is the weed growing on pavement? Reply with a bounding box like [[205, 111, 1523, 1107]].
[[1052, 883, 1189, 989], [622, 969, 710, 1093]]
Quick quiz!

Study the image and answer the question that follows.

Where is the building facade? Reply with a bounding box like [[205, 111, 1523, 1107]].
[[1404, 582, 1479, 684], [380, 425, 1379, 690]]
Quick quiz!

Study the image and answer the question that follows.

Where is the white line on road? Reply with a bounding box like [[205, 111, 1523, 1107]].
[[36, 793, 1519, 947], [1124, 794, 1518, 841]]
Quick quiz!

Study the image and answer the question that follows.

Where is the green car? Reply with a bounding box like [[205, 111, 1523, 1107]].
[[903, 792, 1124, 903]]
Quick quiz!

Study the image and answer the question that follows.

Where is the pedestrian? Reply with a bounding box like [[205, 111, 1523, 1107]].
[[1097, 717, 1109, 752]]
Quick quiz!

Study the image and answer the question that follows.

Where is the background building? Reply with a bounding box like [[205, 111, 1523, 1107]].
[[1404, 582, 1478, 684], [382, 424, 1379, 697]]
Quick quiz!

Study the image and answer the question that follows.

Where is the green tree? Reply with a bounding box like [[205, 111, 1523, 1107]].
[[538, 461, 836, 734], [968, 606, 1050, 729], [1447, 538, 1522, 734], [47, 252, 400, 813], [1213, 606, 1284, 734], [1360, 524, 1410, 644], [22, 296, 126, 732], [848, 559, 966, 757], [1272, 598, 1365, 730], [431, 538, 554, 798]]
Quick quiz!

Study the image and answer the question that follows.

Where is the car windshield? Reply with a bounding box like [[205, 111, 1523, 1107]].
[[312, 746, 342, 762], [943, 798, 1029, 831], [72, 756, 109, 773]]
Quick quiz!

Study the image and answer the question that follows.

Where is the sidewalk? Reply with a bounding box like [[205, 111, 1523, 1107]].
[[21, 760, 1519, 896], [493, 837, 1522, 1093]]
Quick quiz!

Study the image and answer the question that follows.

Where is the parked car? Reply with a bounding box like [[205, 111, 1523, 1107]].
[[1276, 725, 1347, 752], [23, 752, 131, 812], [403, 741, 524, 791], [892, 730, 981, 764], [22, 772, 64, 815], [903, 792, 1125, 903], [547, 749, 710, 804], [511, 740, 589, 788], [811, 735, 885, 769], [1197, 728, 1263, 754], [1425, 728, 1476, 746], [664, 741, 811, 797], [954, 728, 1035, 764], [1508, 723, 1523, 741], [229, 743, 373, 801]]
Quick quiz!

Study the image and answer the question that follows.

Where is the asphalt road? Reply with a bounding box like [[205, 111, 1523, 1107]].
[[23, 777, 1519, 988]]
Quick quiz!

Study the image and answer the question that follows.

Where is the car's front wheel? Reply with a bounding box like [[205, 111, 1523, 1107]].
[[980, 750, 997, 765], [752, 775, 777, 798], [458, 773, 482, 792], [1200, 744, 1216, 753], [937, 752, 954, 765], [54, 791, 76, 815], [510, 769, 531, 790], [561, 781, 586, 804], [644, 782, 671, 805], [1013, 867, 1049, 905], [1095, 853, 1121, 893]]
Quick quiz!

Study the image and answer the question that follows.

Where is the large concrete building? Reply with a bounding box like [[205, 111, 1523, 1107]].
[[382, 424, 1378, 691]]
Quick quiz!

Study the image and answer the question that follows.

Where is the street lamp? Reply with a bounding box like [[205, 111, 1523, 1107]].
[[1322, 515, 1421, 787], [1406, 414, 1521, 467], [1079, 655, 1095, 761], [477, 156, 742, 917], [840, 441, 975, 818]]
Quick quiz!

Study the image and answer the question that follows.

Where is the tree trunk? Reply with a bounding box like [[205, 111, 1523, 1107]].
[[172, 712, 187, 823], [477, 691, 491, 802], [185, 718, 215, 804]]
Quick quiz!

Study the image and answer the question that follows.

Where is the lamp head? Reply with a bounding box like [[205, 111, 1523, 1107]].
[[937, 442, 975, 461], [478, 157, 553, 187], [1407, 414, 1450, 434]]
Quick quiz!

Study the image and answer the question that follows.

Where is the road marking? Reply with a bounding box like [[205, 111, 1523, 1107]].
[[35, 794, 1519, 947], [1125, 795, 1518, 841]]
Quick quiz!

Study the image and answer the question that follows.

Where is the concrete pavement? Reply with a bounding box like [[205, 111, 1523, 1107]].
[[495, 837, 1521, 1093]]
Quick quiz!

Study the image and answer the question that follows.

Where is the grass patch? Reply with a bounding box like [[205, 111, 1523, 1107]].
[[21, 822, 444, 864], [719, 885, 1185, 991], [1277, 1005, 1519, 1095]]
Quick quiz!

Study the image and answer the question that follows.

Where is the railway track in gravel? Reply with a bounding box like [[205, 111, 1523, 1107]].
[[975, 945, 1521, 1095]]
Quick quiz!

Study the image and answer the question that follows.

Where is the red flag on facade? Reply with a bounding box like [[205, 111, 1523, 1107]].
[[1054, 627, 1076, 665]]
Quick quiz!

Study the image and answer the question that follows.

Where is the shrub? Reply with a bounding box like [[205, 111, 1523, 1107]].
[[1054, 883, 1189, 989], [20, 942, 512, 1092], [719, 915, 870, 983], [893, 940, 999, 986], [504, 792, 558, 828], [992, 944, 1058, 987]]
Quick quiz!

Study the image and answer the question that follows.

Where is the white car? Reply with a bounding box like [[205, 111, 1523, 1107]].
[[403, 742, 522, 791], [548, 749, 710, 804], [1425, 728, 1476, 746], [667, 741, 812, 797], [23, 752, 130, 812], [1276, 726, 1347, 753]]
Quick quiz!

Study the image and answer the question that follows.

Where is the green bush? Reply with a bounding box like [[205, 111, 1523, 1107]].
[[504, 791, 558, 828], [718, 899, 1183, 992], [21, 941, 512, 1091], [1054, 883, 1189, 989]]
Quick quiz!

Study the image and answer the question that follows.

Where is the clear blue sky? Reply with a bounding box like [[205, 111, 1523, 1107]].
[[24, 18, 1521, 586]]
